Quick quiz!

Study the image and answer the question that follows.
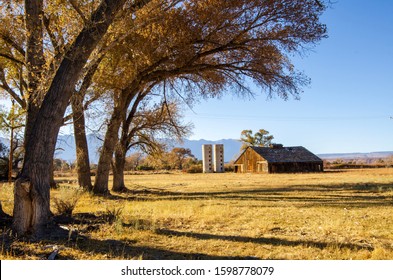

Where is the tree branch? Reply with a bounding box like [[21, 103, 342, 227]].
[[68, 0, 88, 24], [43, 15, 61, 54], [0, 67, 26, 108], [0, 32, 26, 57], [0, 53, 25, 65]]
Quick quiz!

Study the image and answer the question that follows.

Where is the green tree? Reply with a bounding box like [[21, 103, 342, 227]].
[[240, 129, 274, 150]]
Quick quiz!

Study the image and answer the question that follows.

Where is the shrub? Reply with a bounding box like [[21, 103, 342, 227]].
[[104, 206, 123, 224], [186, 164, 203, 173], [224, 163, 235, 172], [53, 198, 79, 217], [136, 165, 155, 171], [53, 188, 81, 216]]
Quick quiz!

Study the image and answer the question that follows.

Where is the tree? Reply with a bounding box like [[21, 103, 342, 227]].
[[8, 0, 152, 238], [0, 0, 108, 191], [169, 147, 196, 170], [125, 152, 146, 171], [0, 103, 25, 181], [92, 0, 328, 193], [70, 60, 103, 191], [0, 0, 327, 237], [240, 129, 274, 150], [112, 96, 191, 192], [145, 147, 196, 171]]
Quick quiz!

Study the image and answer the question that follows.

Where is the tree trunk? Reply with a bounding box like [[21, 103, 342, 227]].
[[72, 95, 92, 191], [111, 91, 149, 193], [112, 142, 127, 192], [23, 0, 44, 149], [13, 177, 50, 237], [13, 0, 49, 238], [93, 105, 124, 194], [13, 0, 127, 237], [49, 158, 57, 189], [93, 87, 139, 194]]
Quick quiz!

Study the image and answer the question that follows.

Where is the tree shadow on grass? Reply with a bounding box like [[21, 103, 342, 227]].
[[0, 213, 257, 260], [154, 228, 374, 252], [0, 219, 374, 260], [108, 182, 393, 208], [73, 237, 258, 260], [1, 231, 258, 260]]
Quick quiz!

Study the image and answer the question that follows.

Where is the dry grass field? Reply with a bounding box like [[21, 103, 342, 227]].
[[1, 168, 393, 260]]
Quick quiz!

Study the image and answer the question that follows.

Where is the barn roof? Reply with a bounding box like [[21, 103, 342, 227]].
[[237, 146, 323, 163]]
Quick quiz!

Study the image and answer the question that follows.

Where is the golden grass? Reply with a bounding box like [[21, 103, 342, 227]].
[[1, 168, 393, 260]]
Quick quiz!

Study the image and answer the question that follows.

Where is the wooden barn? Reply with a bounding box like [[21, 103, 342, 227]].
[[233, 145, 323, 173]]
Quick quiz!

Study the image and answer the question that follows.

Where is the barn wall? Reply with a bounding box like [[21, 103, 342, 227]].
[[269, 162, 323, 173], [234, 148, 265, 173]]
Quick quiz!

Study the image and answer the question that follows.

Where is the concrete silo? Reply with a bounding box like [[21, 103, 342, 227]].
[[202, 144, 213, 173], [213, 144, 224, 173]]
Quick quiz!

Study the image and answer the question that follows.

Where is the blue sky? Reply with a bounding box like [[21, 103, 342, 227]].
[[183, 0, 393, 154]]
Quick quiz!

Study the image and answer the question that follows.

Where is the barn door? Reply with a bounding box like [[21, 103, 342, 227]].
[[257, 161, 268, 173]]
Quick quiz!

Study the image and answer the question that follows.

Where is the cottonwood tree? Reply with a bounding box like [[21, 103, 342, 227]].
[[125, 152, 146, 170], [1, 0, 152, 237], [92, 0, 328, 194], [169, 147, 195, 170], [0, 2, 27, 110], [112, 96, 191, 192], [0, 0, 327, 237], [144, 147, 196, 170], [1, 0, 115, 191], [70, 1, 186, 192], [70, 57, 105, 191], [0, 2, 28, 159], [0, 103, 25, 179], [240, 129, 274, 149]]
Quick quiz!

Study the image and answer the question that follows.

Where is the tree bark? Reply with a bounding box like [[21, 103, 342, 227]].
[[49, 158, 57, 189], [110, 93, 143, 192], [93, 104, 125, 195], [13, 0, 127, 237], [69, 55, 103, 191], [93, 87, 140, 194], [23, 0, 44, 148], [72, 95, 92, 191], [112, 142, 127, 192]]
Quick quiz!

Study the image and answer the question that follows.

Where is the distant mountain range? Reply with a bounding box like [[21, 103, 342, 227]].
[[0, 135, 243, 163], [54, 136, 245, 163], [1, 135, 392, 163], [317, 151, 393, 160]]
